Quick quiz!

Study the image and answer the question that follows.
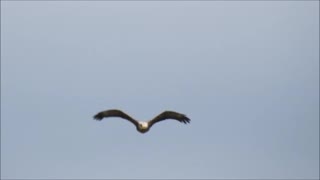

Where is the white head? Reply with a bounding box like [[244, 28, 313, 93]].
[[138, 121, 149, 130]]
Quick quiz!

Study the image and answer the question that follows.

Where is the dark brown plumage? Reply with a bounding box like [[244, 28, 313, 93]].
[[93, 109, 190, 133]]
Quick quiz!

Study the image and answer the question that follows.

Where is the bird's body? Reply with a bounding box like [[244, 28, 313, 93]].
[[93, 109, 190, 134]]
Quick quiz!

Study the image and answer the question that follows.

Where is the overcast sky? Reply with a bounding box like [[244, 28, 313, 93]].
[[1, 1, 319, 179]]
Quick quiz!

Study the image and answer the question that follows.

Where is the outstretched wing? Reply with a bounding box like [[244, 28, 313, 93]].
[[148, 111, 190, 127], [93, 109, 139, 127]]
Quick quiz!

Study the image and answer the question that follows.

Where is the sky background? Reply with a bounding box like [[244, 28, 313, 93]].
[[1, 1, 319, 179]]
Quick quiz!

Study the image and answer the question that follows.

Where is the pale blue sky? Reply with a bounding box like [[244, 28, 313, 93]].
[[1, 1, 319, 179]]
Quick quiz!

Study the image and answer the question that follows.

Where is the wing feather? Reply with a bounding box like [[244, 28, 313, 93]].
[[93, 109, 139, 127], [148, 111, 190, 127]]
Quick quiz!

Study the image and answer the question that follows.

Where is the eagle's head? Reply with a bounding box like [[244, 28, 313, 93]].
[[137, 121, 149, 133]]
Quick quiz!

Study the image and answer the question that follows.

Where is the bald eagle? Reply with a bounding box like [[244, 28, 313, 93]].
[[93, 109, 190, 133]]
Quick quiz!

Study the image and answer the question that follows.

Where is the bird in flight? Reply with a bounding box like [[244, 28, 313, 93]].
[[93, 109, 190, 133]]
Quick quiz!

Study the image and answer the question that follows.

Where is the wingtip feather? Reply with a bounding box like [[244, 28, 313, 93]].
[[182, 115, 191, 124], [93, 113, 103, 121]]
